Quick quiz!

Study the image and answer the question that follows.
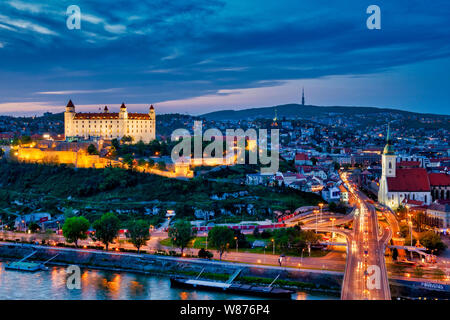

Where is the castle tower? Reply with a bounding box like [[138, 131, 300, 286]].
[[64, 100, 76, 139], [104, 106, 109, 113], [149, 104, 155, 117], [149, 105, 156, 140], [301, 87, 305, 106], [119, 102, 127, 119]]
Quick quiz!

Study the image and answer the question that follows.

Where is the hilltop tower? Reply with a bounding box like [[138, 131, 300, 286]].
[[301, 87, 305, 106]]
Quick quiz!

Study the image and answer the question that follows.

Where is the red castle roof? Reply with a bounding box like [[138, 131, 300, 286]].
[[74, 113, 151, 120]]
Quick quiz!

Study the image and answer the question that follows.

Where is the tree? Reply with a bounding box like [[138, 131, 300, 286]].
[[92, 212, 120, 251], [28, 222, 40, 233], [0, 148, 4, 158], [392, 248, 398, 261], [87, 144, 99, 155], [126, 220, 150, 253], [198, 248, 213, 259], [253, 226, 260, 238], [138, 159, 146, 167], [62, 216, 90, 247], [208, 226, 234, 260], [168, 219, 196, 255], [157, 161, 167, 171], [122, 154, 135, 169], [121, 135, 133, 143], [20, 135, 32, 145], [419, 231, 447, 254], [111, 138, 120, 151]]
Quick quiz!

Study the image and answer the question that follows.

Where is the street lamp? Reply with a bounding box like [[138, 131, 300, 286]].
[[234, 236, 238, 253], [408, 214, 413, 260], [271, 238, 275, 255], [314, 209, 319, 233], [319, 203, 324, 223], [330, 217, 336, 243], [264, 245, 267, 263]]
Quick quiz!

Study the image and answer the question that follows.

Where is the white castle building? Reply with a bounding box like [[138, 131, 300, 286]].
[[64, 100, 156, 143], [378, 126, 432, 209]]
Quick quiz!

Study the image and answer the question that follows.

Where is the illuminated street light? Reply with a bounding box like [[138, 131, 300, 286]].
[[319, 203, 324, 223]]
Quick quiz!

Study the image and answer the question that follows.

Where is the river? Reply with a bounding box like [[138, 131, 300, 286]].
[[0, 260, 337, 300]]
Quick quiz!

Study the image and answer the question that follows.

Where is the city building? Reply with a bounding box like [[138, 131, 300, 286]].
[[64, 100, 156, 143], [378, 126, 432, 209]]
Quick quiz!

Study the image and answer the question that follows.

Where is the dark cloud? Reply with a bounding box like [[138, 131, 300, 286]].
[[0, 0, 449, 114]]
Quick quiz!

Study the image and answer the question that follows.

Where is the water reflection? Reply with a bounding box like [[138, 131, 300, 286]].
[[0, 260, 335, 300]]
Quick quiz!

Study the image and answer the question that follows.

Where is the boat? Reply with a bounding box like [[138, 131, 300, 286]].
[[170, 269, 294, 299], [5, 261, 48, 272], [4, 250, 58, 272]]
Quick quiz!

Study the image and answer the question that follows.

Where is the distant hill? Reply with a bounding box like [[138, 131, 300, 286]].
[[200, 104, 447, 121]]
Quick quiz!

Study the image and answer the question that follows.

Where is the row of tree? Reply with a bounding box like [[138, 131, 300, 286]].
[[62, 212, 150, 252]]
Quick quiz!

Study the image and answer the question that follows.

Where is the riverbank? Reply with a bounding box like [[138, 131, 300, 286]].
[[1, 243, 448, 299], [0, 242, 341, 297]]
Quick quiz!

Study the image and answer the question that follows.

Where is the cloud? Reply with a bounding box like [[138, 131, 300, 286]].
[[36, 88, 122, 95], [7, 0, 42, 14], [104, 24, 127, 34], [0, 14, 58, 35], [0, 0, 449, 115]]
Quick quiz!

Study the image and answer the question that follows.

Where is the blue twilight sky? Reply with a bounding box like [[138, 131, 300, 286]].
[[0, 0, 449, 116]]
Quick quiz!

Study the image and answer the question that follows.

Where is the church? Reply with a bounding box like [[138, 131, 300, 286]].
[[378, 126, 432, 209], [64, 100, 156, 143]]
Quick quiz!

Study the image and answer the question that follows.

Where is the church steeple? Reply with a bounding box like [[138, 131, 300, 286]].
[[383, 123, 395, 155], [301, 87, 305, 106]]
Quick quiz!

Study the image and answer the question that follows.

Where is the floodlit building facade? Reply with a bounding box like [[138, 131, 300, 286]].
[[64, 100, 156, 143]]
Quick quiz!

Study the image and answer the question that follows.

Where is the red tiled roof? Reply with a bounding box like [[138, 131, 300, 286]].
[[295, 153, 309, 161], [397, 161, 420, 168], [402, 199, 424, 206], [428, 173, 450, 186], [387, 168, 430, 192], [0, 133, 14, 139]]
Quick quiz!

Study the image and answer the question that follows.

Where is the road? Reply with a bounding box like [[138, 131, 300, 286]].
[[340, 172, 391, 300]]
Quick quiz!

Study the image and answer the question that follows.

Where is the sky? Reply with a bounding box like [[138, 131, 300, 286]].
[[0, 0, 449, 116]]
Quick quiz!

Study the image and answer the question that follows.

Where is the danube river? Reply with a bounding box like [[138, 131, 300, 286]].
[[0, 260, 336, 300]]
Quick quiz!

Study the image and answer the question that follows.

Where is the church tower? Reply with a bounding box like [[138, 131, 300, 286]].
[[381, 124, 396, 178], [378, 124, 396, 206], [301, 87, 305, 106]]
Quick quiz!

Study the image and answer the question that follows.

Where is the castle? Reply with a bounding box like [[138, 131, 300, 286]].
[[64, 100, 156, 143]]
